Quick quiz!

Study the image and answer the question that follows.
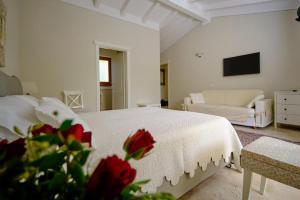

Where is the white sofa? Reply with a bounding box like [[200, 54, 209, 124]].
[[184, 90, 273, 128]]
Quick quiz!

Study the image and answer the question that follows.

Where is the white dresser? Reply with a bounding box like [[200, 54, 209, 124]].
[[274, 90, 300, 128]]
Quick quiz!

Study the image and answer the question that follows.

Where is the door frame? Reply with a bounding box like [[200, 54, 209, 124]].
[[94, 41, 131, 111]]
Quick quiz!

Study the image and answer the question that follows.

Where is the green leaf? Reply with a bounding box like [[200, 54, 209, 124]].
[[0, 151, 6, 162], [60, 119, 73, 132], [32, 134, 62, 145], [74, 150, 90, 166], [70, 163, 85, 185], [134, 179, 150, 185], [31, 152, 66, 171], [121, 182, 143, 200], [137, 193, 177, 200], [68, 140, 83, 151], [48, 172, 66, 191]]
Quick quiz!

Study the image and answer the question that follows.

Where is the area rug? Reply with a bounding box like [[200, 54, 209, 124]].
[[236, 130, 300, 146]]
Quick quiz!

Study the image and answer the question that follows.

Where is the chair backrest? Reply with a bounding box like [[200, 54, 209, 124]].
[[63, 90, 84, 109], [202, 89, 264, 107]]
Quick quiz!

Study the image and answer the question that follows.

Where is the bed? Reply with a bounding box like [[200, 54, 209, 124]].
[[0, 71, 242, 198]]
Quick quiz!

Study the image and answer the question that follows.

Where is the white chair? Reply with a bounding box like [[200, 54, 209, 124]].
[[63, 90, 84, 111]]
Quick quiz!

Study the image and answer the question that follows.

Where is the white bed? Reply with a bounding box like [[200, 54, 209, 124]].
[[0, 71, 243, 198], [79, 108, 242, 194]]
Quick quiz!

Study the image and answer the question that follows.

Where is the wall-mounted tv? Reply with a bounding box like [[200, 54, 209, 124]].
[[223, 52, 260, 76]]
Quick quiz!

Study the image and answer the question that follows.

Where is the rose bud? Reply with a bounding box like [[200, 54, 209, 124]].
[[32, 124, 55, 136], [0, 138, 26, 163], [123, 129, 155, 160], [82, 131, 92, 147], [86, 155, 136, 200], [63, 124, 84, 141]]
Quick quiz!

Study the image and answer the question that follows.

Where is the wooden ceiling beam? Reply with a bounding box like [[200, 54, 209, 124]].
[[120, 0, 131, 16], [142, 2, 160, 22], [158, 0, 210, 23]]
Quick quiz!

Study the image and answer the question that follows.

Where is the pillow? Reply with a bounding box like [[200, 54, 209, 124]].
[[17, 95, 40, 107], [190, 93, 205, 104], [0, 95, 40, 135], [35, 97, 91, 132], [246, 94, 265, 108], [41, 97, 67, 107], [0, 126, 20, 142]]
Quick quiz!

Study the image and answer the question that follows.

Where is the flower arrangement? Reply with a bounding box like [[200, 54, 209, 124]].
[[0, 119, 176, 200]]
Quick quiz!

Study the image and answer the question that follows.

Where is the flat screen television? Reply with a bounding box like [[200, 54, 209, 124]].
[[223, 52, 260, 76]]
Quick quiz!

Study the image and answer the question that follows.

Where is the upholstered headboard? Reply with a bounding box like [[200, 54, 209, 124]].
[[0, 71, 23, 97]]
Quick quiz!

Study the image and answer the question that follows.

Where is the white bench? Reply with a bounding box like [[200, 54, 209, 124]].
[[241, 136, 300, 200]]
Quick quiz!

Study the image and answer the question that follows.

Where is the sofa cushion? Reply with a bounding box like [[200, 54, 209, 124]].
[[190, 93, 205, 104], [202, 90, 263, 107], [187, 103, 255, 122]]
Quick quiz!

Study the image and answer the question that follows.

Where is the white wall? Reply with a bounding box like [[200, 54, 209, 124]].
[[161, 10, 300, 109], [20, 0, 160, 111], [0, 0, 20, 77]]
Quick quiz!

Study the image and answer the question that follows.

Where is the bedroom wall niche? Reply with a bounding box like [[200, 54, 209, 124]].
[[161, 10, 300, 109]]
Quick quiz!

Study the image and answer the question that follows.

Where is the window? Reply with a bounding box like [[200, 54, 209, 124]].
[[99, 57, 112, 86]]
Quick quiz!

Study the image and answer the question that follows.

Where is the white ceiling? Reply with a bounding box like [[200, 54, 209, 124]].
[[62, 0, 300, 52]]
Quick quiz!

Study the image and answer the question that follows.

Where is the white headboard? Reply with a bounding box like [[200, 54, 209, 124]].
[[0, 71, 23, 97]]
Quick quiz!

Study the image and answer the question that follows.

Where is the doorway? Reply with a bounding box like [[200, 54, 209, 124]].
[[160, 63, 168, 108], [98, 48, 126, 111]]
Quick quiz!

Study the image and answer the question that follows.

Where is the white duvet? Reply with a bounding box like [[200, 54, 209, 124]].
[[79, 108, 242, 192]]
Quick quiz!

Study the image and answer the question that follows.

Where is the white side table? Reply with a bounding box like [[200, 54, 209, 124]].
[[241, 137, 300, 200]]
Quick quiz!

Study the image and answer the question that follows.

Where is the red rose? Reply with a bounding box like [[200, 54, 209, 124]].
[[32, 124, 55, 136], [0, 138, 26, 163], [123, 129, 155, 160], [86, 155, 136, 200], [63, 124, 92, 146]]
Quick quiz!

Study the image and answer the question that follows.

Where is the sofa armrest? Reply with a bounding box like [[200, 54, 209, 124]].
[[255, 99, 273, 127]]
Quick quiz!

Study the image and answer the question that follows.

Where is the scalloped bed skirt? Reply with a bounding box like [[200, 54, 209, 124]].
[[157, 158, 231, 198], [80, 107, 243, 194]]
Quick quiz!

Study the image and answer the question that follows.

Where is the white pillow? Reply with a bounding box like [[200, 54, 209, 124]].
[[190, 93, 205, 104], [0, 95, 40, 135], [35, 97, 91, 132], [246, 94, 265, 108], [0, 126, 20, 142], [17, 95, 40, 107], [41, 97, 67, 107]]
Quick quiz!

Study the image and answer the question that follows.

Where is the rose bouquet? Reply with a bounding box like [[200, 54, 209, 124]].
[[0, 119, 176, 200]]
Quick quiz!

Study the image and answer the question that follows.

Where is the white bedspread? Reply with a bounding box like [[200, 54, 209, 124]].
[[79, 108, 242, 192]]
